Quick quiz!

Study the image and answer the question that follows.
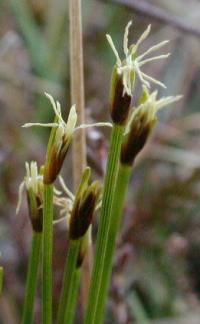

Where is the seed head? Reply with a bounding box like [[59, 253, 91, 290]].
[[69, 167, 101, 240], [16, 161, 43, 232], [121, 87, 182, 165], [107, 21, 170, 98], [23, 93, 77, 184], [109, 67, 132, 125]]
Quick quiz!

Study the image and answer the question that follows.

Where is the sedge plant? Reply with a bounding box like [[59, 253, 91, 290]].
[[16, 15, 183, 324], [22, 92, 110, 323], [23, 93, 77, 323], [84, 21, 177, 324], [16, 162, 43, 324], [57, 167, 100, 324], [88, 87, 182, 323]]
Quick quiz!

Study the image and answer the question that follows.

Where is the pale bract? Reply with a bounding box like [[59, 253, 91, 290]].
[[16, 161, 43, 214], [106, 21, 170, 96], [23, 93, 112, 139], [125, 87, 182, 135], [16, 161, 73, 225], [23, 93, 77, 145]]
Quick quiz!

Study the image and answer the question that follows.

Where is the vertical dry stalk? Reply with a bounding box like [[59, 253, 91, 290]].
[[69, 0, 92, 310]]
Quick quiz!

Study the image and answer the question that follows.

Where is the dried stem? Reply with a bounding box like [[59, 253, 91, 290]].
[[69, 0, 86, 184], [69, 0, 92, 309]]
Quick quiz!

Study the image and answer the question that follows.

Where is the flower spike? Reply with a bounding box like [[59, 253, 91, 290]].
[[23, 93, 112, 182], [69, 167, 101, 241], [16, 161, 43, 232], [107, 21, 170, 96], [121, 88, 182, 165], [123, 20, 132, 56], [23, 93, 77, 184]]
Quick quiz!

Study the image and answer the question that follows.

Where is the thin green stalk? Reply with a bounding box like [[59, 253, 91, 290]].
[[84, 124, 124, 324], [92, 164, 131, 323], [57, 239, 80, 324], [63, 268, 81, 324], [22, 232, 42, 324], [43, 184, 53, 324]]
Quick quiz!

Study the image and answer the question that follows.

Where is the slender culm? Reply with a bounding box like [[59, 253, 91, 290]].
[[22, 232, 42, 324], [17, 16, 182, 324], [57, 168, 100, 324], [16, 162, 43, 324], [57, 240, 80, 324], [84, 124, 124, 323], [92, 164, 131, 323], [42, 184, 53, 324]]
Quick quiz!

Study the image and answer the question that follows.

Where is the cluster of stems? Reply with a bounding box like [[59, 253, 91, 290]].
[[57, 167, 100, 324], [84, 25, 181, 324], [17, 10, 182, 324]]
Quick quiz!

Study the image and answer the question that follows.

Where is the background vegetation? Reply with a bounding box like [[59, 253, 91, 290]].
[[1, 0, 200, 323]]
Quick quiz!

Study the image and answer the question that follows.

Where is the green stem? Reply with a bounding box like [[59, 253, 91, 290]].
[[57, 239, 80, 324], [43, 184, 54, 324], [84, 124, 124, 324], [22, 231, 42, 324], [93, 164, 131, 323], [64, 268, 81, 324]]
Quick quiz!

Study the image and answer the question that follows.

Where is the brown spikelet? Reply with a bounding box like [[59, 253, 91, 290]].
[[43, 135, 71, 185], [110, 73, 132, 125], [27, 192, 43, 232], [69, 192, 96, 240], [121, 115, 156, 166]]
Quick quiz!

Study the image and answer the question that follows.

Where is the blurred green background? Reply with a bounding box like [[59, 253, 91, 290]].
[[1, 0, 200, 323]]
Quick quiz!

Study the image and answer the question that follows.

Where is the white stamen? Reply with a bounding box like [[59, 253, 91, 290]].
[[123, 21, 132, 56], [134, 24, 151, 50], [53, 215, 70, 225], [54, 188, 62, 195], [16, 181, 25, 214], [74, 122, 112, 131], [136, 40, 169, 62], [22, 123, 59, 128], [134, 64, 150, 88], [141, 72, 166, 89], [107, 22, 170, 96], [59, 176, 75, 201], [138, 53, 170, 67], [45, 92, 63, 122], [155, 95, 183, 111], [56, 101, 62, 115], [106, 34, 121, 66]]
